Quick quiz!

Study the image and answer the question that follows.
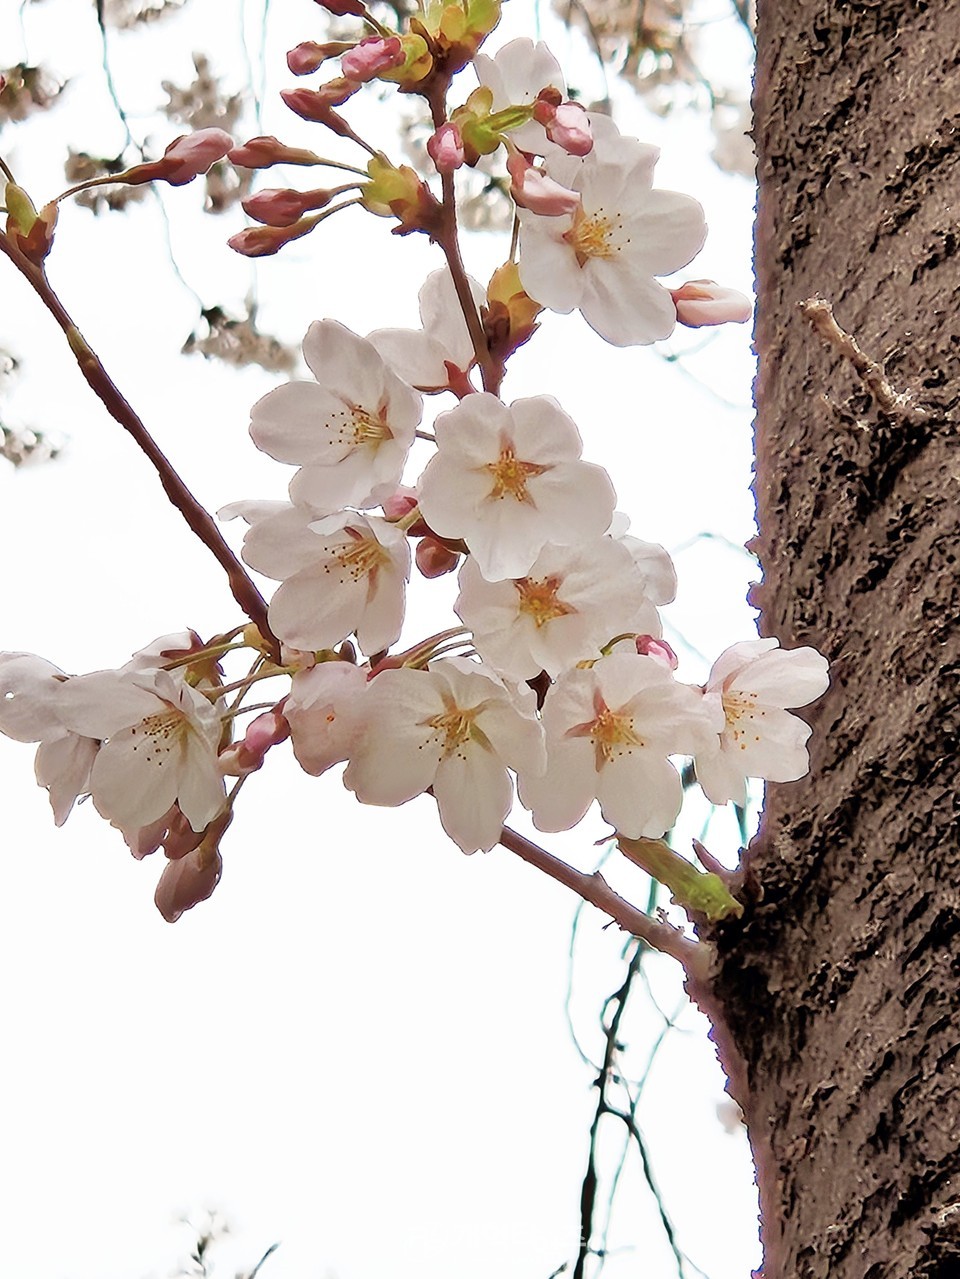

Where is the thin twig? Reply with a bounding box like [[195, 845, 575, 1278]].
[[0, 231, 280, 658], [799, 296, 923, 417], [498, 825, 712, 981]]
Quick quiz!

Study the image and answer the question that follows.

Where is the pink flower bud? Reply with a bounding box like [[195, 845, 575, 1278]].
[[670, 280, 753, 328], [427, 122, 465, 174], [287, 41, 347, 75], [220, 708, 290, 776], [635, 635, 679, 670], [162, 128, 234, 185], [281, 82, 358, 122], [506, 149, 580, 216], [228, 218, 318, 257], [228, 135, 322, 169], [313, 0, 366, 14], [545, 102, 593, 156], [341, 36, 405, 83], [242, 185, 336, 227], [416, 536, 461, 578], [161, 809, 206, 860], [381, 487, 419, 522], [154, 840, 224, 923], [532, 86, 563, 121], [120, 128, 233, 188]]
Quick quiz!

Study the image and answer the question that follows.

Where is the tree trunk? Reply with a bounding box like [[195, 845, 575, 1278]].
[[709, 2, 960, 1276]]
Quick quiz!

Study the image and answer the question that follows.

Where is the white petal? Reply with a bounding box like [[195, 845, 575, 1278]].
[[519, 737, 597, 833], [301, 319, 387, 407], [596, 751, 682, 838], [434, 746, 512, 853]]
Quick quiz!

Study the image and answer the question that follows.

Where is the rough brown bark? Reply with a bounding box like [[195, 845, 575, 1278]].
[[708, 3, 960, 1277]]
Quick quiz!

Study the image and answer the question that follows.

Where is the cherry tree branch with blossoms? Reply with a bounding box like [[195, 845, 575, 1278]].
[[0, 2, 825, 982]]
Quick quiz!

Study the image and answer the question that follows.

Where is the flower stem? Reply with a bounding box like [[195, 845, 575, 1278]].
[[425, 81, 503, 396], [0, 229, 281, 661]]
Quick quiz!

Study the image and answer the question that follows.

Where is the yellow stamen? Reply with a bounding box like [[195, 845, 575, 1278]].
[[515, 575, 576, 628], [567, 693, 644, 770], [564, 205, 624, 268], [484, 445, 549, 503]]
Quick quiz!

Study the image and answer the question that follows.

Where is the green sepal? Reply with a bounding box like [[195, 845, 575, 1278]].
[[617, 835, 744, 922]]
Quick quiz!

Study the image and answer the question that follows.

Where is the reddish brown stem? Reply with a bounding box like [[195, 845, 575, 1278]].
[[0, 231, 280, 660], [425, 81, 503, 396], [498, 824, 712, 982]]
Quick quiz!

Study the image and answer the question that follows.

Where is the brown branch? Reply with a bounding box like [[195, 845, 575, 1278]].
[[498, 824, 712, 982], [0, 231, 280, 660]]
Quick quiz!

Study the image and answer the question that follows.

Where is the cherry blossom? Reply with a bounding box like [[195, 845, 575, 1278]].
[[0, 652, 97, 825], [517, 124, 707, 346], [284, 659, 369, 775], [344, 657, 545, 853], [694, 639, 830, 807], [455, 537, 661, 680], [225, 502, 410, 654], [367, 268, 484, 394], [55, 667, 225, 833], [417, 393, 616, 581], [519, 653, 722, 839], [249, 320, 422, 514]]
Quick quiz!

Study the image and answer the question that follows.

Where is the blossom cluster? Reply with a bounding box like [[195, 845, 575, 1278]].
[[0, 17, 826, 927]]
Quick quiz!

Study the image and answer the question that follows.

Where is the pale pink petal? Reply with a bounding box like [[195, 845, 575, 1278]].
[[434, 745, 512, 853]]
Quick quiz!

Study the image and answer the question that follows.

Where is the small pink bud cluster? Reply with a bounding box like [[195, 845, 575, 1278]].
[[341, 36, 405, 83], [635, 635, 678, 670]]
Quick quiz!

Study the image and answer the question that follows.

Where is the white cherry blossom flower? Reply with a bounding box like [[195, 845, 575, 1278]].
[[249, 320, 422, 514], [367, 268, 485, 393], [284, 659, 369, 775], [519, 652, 722, 839], [0, 652, 97, 825], [417, 393, 616, 582], [455, 537, 661, 680], [609, 514, 677, 606], [517, 123, 707, 346], [224, 502, 410, 655], [56, 667, 225, 833], [694, 638, 830, 807], [344, 657, 545, 854]]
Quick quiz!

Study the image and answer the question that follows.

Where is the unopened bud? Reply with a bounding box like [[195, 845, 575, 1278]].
[[341, 36, 405, 83], [427, 122, 465, 174], [506, 149, 580, 216], [121, 128, 233, 188], [381, 487, 419, 521], [313, 0, 367, 14], [154, 813, 230, 923], [671, 280, 753, 328], [242, 185, 337, 227], [416, 536, 461, 578], [281, 81, 359, 121], [287, 41, 350, 75], [545, 102, 593, 156], [219, 708, 290, 776], [635, 635, 678, 670], [229, 135, 323, 169], [228, 217, 319, 257]]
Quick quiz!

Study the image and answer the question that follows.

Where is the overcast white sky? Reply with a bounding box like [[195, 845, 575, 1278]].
[[0, 2, 761, 1276]]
